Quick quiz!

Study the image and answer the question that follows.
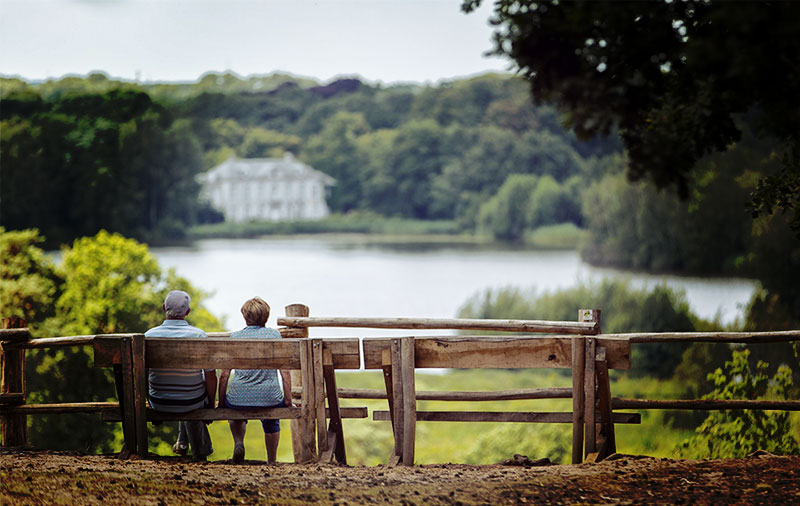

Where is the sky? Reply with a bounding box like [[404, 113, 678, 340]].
[[0, 0, 511, 85]]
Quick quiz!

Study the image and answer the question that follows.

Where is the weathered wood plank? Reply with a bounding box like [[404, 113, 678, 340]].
[[401, 337, 416, 466], [595, 347, 615, 460], [131, 334, 148, 456], [145, 338, 304, 369], [390, 339, 404, 459], [321, 338, 361, 369], [311, 340, 328, 454], [0, 393, 24, 405], [0, 328, 31, 344], [2, 402, 118, 414], [4, 336, 95, 350], [103, 406, 303, 422], [119, 337, 138, 457], [615, 330, 800, 343], [299, 339, 317, 462], [584, 337, 597, 457], [278, 316, 598, 334], [285, 304, 309, 464], [611, 398, 800, 410], [373, 411, 641, 424], [322, 349, 346, 464], [1, 318, 27, 446], [314, 387, 573, 401], [100, 406, 367, 422], [362, 336, 630, 370], [571, 335, 585, 465]]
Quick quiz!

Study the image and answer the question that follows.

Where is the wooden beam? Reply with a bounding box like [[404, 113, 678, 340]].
[[322, 348, 346, 464], [1, 317, 28, 447], [583, 337, 597, 458], [100, 406, 366, 422], [3, 402, 118, 414], [571, 336, 585, 464], [401, 337, 416, 466], [611, 398, 800, 410], [313, 387, 573, 401], [145, 338, 304, 369], [299, 338, 317, 462], [373, 411, 641, 424], [613, 330, 800, 344], [278, 316, 598, 335], [102, 406, 302, 422], [0, 328, 31, 344], [0, 393, 24, 405], [390, 339, 404, 461], [118, 337, 137, 457], [362, 336, 630, 370], [311, 340, 328, 455], [131, 334, 148, 457], [594, 347, 615, 460], [285, 304, 309, 464], [4, 335, 94, 350]]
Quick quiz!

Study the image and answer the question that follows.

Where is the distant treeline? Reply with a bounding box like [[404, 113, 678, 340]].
[[1, 72, 798, 329], [0, 72, 619, 246]]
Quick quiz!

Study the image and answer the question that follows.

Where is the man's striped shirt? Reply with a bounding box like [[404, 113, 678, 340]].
[[146, 319, 210, 413]]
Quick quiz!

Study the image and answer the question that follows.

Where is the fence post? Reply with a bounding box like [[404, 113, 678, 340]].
[[1, 317, 29, 447], [284, 304, 316, 463], [571, 311, 586, 464], [580, 309, 601, 459]]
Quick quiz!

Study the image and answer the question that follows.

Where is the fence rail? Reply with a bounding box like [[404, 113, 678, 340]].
[[3, 309, 800, 467]]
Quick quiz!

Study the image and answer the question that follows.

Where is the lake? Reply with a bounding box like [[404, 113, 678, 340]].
[[152, 236, 758, 335]]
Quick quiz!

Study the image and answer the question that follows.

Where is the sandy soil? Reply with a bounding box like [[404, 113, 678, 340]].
[[2, 448, 798, 505]]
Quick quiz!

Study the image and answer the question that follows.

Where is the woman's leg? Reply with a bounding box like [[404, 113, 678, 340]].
[[229, 420, 247, 462], [261, 419, 281, 463]]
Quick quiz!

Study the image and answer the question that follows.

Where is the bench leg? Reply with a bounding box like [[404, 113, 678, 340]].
[[118, 337, 137, 459], [400, 337, 416, 466], [595, 347, 616, 460], [322, 349, 346, 464]]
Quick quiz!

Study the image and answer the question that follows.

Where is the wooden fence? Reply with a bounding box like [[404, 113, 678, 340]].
[[3, 310, 800, 466]]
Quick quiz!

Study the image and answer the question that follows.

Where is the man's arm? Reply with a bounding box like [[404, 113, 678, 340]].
[[205, 369, 217, 408], [217, 369, 230, 408]]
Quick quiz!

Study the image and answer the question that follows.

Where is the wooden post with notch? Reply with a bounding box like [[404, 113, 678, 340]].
[[311, 339, 328, 456], [284, 304, 315, 463], [571, 312, 586, 464], [1, 317, 29, 447], [581, 309, 601, 459], [400, 336, 416, 466]]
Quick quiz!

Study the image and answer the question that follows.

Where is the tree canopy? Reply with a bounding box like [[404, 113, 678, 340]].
[[463, 0, 800, 232]]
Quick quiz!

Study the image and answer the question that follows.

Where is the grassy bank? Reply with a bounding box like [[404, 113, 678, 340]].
[[189, 215, 586, 250]]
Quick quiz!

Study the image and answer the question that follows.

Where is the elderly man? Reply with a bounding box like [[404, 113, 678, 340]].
[[146, 290, 216, 461]]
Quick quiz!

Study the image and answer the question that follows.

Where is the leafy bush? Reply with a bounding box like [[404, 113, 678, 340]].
[[678, 349, 800, 459]]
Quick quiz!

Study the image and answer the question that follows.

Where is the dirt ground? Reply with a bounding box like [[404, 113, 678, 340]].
[[1, 448, 799, 505]]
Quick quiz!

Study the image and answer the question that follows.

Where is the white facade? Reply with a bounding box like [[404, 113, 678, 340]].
[[200, 154, 336, 223]]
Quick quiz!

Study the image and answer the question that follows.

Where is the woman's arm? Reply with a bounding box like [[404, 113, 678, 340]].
[[280, 370, 293, 406], [217, 369, 230, 407]]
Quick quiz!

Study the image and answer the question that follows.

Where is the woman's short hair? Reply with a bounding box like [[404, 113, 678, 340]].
[[241, 297, 270, 326]]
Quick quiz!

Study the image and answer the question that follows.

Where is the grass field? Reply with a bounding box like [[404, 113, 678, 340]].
[[147, 368, 698, 465]]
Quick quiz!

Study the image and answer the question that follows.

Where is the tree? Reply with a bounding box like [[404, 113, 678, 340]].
[[0, 228, 225, 452], [477, 173, 539, 241], [463, 0, 800, 232]]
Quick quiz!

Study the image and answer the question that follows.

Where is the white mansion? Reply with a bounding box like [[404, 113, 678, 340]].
[[200, 154, 336, 223]]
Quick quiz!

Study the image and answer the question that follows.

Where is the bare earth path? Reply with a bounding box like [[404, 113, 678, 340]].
[[2, 449, 798, 505]]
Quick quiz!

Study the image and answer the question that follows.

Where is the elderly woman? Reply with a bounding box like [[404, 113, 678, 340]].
[[217, 297, 292, 463]]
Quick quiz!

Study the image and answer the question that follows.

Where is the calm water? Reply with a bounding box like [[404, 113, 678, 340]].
[[151, 237, 757, 335]]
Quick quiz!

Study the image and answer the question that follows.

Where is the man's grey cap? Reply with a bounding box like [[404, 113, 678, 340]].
[[164, 290, 191, 316]]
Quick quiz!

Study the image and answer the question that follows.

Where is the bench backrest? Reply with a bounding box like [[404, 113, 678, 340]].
[[93, 336, 362, 370], [362, 336, 631, 370]]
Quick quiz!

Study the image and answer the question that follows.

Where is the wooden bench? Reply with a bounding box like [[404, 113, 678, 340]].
[[362, 333, 638, 466], [93, 335, 364, 463]]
